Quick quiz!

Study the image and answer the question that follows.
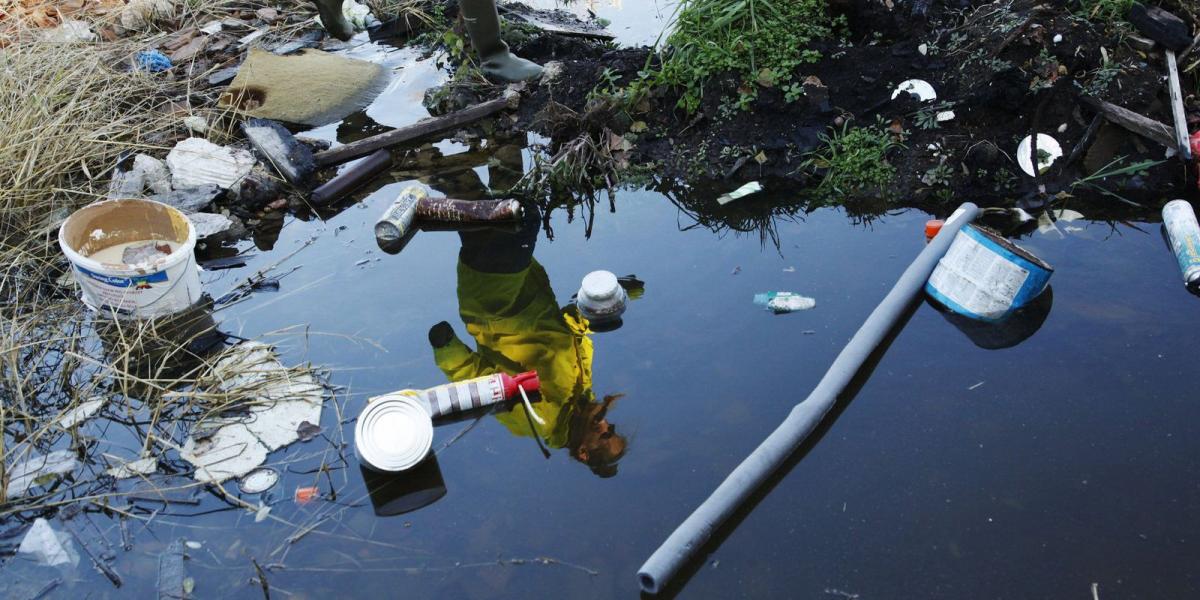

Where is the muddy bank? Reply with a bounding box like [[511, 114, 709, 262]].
[[509, 0, 1198, 222]]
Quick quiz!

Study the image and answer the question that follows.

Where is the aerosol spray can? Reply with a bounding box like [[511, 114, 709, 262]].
[[374, 185, 426, 244], [416, 371, 540, 419], [1162, 199, 1200, 288]]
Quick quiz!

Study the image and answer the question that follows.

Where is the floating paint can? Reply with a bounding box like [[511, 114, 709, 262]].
[[1162, 199, 1200, 288], [374, 185, 426, 245], [355, 393, 433, 472], [577, 270, 628, 325], [414, 371, 540, 419], [925, 224, 1053, 322]]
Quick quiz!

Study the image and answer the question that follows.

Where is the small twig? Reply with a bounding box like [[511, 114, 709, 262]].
[[252, 558, 271, 600]]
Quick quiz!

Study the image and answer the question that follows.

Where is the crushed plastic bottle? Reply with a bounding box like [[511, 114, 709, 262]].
[[754, 292, 816, 314]]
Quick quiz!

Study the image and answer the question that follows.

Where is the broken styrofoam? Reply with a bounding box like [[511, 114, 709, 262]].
[[183, 115, 209, 135], [105, 456, 158, 479], [187, 212, 235, 239], [5, 450, 79, 500], [166, 138, 256, 192], [17, 519, 79, 568], [55, 397, 105, 429], [108, 154, 170, 199], [1016, 134, 1063, 176], [181, 343, 324, 483], [717, 181, 763, 206]]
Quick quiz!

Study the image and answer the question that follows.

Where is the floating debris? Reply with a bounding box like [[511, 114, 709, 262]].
[[6, 450, 79, 500], [55, 397, 105, 429], [717, 181, 763, 205], [17, 519, 78, 567], [238, 468, 280, 495], [105, 457, 158, 480], [1015, 134, 1063, 176]]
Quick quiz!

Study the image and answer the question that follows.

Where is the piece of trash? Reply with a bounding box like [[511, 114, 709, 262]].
[[5, 450, 79, 500], [754, 292, 816, 313], [200, 20, 223, 34], [121, 241, 173, 266], [783, 266, 796, 273], [294, 486, 320, 504], [315, 0, 379, 31], [254, 503, 271, 523], [181, 343, 324, 483], [238, 468, 280, 494], [1054, 209, 1085, 222], [40, 19, 96, 43], [150, 184, 223, 214], [892, 79, 936, 102], [187, 212, 235, 239], [105, 456, 157, 479], [242, 118, 316, 187], [182, 115, 208, 134], [716, 181, 763, 205], [375, 185, 425, 245], [55, 397, 105, 429], [238, 27, 268, 47], [577, 270, 628, 325], [296, 421, 322, 442], [925, 219, 945, 242], [355, 394, 434, 472], [219, 48, 387, 127], [926, 224, 1054, 321], [968, 381, 985, 390], [166, 137, 256, 192], [407, 371, 541, 421], [108, 154, 172, 199], [1162, 200, 1200, 289], [1016, 134, 1063, 176], [354, 258, 370, 266], [18, 519, 79, 568]]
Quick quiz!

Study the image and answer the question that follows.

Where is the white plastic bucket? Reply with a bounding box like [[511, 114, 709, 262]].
[[58, 199, 201, 319]]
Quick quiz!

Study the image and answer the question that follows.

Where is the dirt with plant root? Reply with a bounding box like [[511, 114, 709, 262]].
[[508, 0, 1199, 224]]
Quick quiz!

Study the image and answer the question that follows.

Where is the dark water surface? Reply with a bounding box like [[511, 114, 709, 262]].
[[17, 18, 1200, 600]]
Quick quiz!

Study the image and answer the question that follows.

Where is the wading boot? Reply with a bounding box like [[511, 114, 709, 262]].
[[314, 0, 355, 41], [459, 0, 543, 82]]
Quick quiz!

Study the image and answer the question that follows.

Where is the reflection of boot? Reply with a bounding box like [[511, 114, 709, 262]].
[[314, 0, 355, 41], [459, 0, 543, 82]]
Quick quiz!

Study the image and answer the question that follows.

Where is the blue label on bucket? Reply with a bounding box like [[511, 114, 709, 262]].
[[925, 225, 1052, 322], [75, 265, 169, 289]]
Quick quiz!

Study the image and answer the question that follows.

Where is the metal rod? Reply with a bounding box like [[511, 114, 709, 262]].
[[637, 203, 981, 594]]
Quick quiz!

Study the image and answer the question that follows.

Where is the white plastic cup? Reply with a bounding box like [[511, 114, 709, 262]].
[[355, 393, 434, 472], [577, 270, 627, 324], [58, 199, 201, 319]]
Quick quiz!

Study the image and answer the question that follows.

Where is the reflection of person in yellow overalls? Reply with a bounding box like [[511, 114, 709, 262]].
[[428, 205, 627, 477]]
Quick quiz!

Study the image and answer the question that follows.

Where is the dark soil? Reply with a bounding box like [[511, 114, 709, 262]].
[[510, 0, 1200, 222]]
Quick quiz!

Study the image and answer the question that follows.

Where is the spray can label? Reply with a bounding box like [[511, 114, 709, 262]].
[[1163, 200, 1200, 285], [374, 186, 425, 242], [418, 374, 505, 418]]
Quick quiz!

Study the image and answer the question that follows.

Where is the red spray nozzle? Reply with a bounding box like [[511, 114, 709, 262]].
[[502, 370, 540, 399]]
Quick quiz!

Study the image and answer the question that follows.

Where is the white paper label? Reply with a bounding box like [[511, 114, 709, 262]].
[[929, 231, 1030, 318]]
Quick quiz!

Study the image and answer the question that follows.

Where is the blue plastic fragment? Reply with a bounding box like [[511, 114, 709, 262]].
[[135, 50, 172, 73]]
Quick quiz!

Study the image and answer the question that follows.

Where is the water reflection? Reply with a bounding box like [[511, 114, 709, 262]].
[[429, 204, 628, 477], [927, 286, 1054, 350], [361, 457, 448, 516]]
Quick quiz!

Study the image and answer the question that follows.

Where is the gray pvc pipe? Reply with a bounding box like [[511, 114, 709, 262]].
[[637, 202, 979, 594]]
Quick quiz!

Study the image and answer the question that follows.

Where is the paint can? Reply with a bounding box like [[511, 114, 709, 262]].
[[58, 198, 202, 319], [1162, 199, 1200, 288], [374, 185, 426, 244], [925, 224, 1053, 322], [355, 393, 433, 472]]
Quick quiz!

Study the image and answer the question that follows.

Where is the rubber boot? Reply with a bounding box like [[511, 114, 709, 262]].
[[314, 0, 355, 41], [459, 0, 543, 82]]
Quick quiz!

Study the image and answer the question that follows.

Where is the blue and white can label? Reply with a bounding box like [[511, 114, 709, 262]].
[[925, 224, 1053, 322]]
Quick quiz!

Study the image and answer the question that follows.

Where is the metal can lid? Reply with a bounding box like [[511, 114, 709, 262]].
[[355, 393, 433, 472], [238, 467, 280, 494]]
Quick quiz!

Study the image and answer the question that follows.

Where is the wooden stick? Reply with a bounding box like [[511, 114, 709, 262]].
[[1166, 50, 1193, 160], [1081, 96, 1177, 150], [314, 90, 520, 168]]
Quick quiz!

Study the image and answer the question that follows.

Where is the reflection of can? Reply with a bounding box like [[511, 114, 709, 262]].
[[355, 393, 433, 472], [925, 224, 1053, 322], [928, 285, 1053, 349], [374, 186, 426, 244], [360, 458, 447, 517], [1162, 200, 1200, 287]]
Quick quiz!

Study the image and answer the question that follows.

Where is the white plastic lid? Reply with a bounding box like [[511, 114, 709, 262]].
[[355, 393, 433, 472], [580, 270, 620, 301], [1016, 134, 1062, 176], [892, 79, 937, 102]]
